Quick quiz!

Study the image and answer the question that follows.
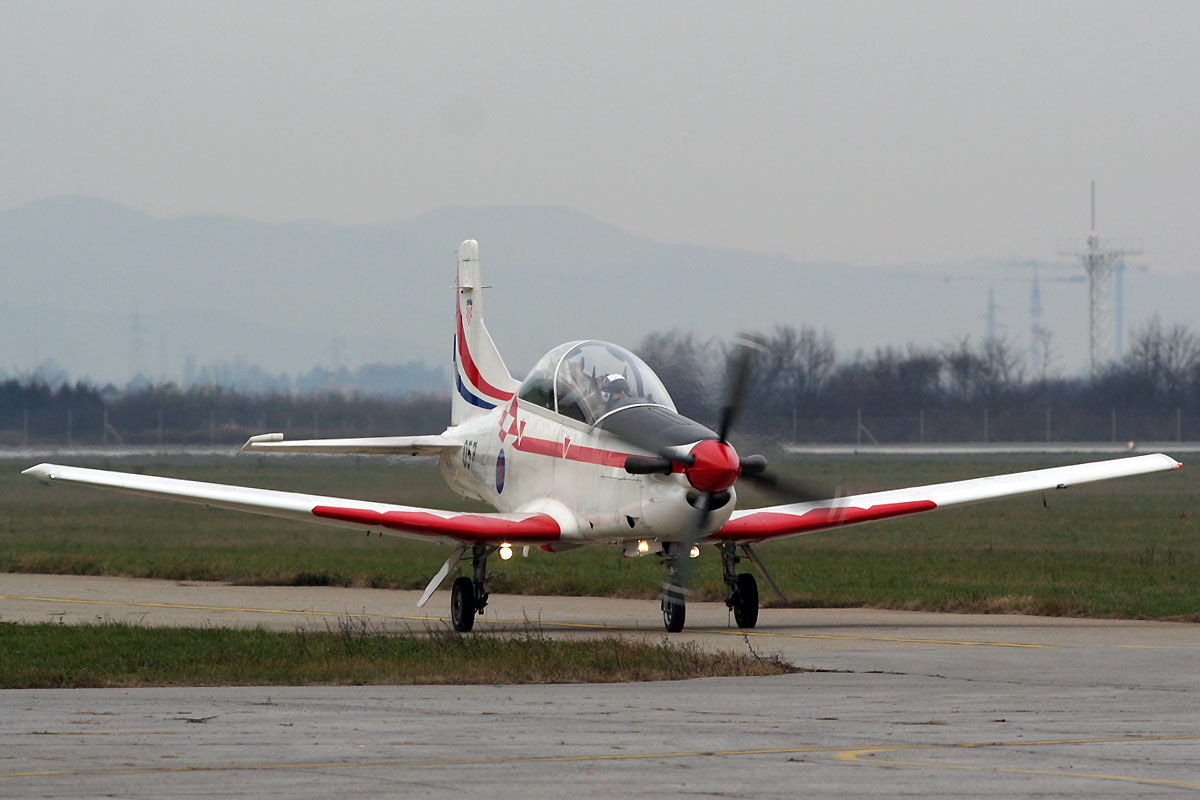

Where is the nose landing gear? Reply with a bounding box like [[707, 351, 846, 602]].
[[661, 541, 687, 632]]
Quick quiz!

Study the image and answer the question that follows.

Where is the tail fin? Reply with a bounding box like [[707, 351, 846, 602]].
[[452, 240, 518, 425]]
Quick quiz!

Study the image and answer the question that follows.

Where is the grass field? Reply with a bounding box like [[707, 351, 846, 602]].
[[3, 452, 1197, 620], [0, 619, 794, 688]]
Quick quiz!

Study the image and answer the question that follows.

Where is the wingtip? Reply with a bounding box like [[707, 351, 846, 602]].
[[22, 463, 54, 480], [1146, 452, 1183, 470], [1160, 453, 1183, 469], [241, 432, 284, 452]]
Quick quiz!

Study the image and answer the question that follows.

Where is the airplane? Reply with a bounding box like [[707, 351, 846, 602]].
[[24, 240, 1183, 633]]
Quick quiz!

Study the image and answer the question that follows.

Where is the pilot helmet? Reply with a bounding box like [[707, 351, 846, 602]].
[[601, 374, 629, 397]]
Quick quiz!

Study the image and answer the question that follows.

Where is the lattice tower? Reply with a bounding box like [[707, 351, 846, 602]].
[[1059, 182, 1141, 376]]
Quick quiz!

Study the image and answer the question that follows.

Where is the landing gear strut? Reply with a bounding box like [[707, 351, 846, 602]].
[[720, 542, 759, 629], [661, 541, 686, 633], [450, 544, 494, 632]]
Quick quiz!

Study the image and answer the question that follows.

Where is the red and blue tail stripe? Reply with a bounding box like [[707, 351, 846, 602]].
[[454, 312, 514, 410]]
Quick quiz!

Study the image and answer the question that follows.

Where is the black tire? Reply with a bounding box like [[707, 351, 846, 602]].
[[451, 576, 476, 632], [662, 590, 686, 633], [733, 572, 759, 629]]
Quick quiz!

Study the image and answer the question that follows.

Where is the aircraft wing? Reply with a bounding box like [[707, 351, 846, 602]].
[[711, 453, 1182, 543], [21, 463, 560, 546], [240, 432, 461, 457]]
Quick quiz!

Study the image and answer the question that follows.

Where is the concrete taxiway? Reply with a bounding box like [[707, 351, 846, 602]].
[[2, 574, 1198, 798]]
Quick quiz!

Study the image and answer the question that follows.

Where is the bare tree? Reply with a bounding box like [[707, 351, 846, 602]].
[[742, 326, 837, 436], [1124, 316, 1200, 400], [940, 336, 1023, 404], [636, 330, 716, 421]]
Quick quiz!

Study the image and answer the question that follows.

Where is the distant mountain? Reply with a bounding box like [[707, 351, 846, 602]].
[[4, 195, 1197, 385]]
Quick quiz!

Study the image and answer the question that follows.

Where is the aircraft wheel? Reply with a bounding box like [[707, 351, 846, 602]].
[[732, 573, 759, 629], [662, 590, 686, 633], [451, 576, 476, 632]]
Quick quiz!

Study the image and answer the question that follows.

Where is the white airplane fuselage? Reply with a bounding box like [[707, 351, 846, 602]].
[[437, 398, 735, 546]]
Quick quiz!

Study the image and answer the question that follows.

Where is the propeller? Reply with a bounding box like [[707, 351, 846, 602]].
[[620, 334, 832, 628], [623, 333, 825, 503], [660, 335, 764, 621], [738, 464, 830, 504]]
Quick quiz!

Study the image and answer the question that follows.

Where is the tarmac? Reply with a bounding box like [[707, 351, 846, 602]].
[[2, 574, 1198, 798]]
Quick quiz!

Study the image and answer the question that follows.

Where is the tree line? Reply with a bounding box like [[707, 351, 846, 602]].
[[637, 317, 1200, 443], [0, 383, 447, 445], [3, 317, 1198, 445]]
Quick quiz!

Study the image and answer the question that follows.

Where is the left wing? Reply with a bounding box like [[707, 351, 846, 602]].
[[22, 463, 559, 546], [711, 453, 1182, 543]]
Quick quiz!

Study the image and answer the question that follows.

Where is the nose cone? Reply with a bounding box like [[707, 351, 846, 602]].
[[684, 440, 742, 493]]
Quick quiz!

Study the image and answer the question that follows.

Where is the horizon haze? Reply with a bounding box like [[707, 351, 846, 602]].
[[3, 195, 1198, 387], [3, 2, 1197, 386]]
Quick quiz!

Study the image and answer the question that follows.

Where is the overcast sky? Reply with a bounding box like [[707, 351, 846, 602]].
[[3, 1, 1198, 274]]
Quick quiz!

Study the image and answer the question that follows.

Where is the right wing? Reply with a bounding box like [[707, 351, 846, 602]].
[[22, 463, 559, 546], [712, 453, 1182, 543], [241, 432, 461, 457]]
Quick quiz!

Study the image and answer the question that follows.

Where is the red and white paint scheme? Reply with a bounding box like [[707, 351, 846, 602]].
[[24, 240, 1184, 632]]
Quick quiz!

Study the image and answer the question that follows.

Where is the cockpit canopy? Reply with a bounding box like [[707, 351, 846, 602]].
[[517, 340, 676, 424]]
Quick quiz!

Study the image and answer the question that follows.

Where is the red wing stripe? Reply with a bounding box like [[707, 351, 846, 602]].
[[711, 500, 938, 541], [456, 311, 514, 402], [312, 506, 560, 543]]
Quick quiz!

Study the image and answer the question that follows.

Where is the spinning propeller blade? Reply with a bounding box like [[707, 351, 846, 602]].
[[663, 334, 767, 612], [716, 333, 764, 443]]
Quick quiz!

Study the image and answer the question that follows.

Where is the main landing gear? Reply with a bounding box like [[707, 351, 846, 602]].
[[720, 542, 759, 629], [659, 542, 767, 633], [450, 544, 494, 632]]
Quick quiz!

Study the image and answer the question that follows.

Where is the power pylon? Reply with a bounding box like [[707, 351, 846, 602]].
[[1059, 181, 1141, 376]]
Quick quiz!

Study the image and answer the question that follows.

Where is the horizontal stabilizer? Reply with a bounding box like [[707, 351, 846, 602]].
[[240, 432, 461, 457]]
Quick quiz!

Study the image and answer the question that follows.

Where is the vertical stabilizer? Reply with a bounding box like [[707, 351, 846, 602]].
[[452, 240, 518, 425]]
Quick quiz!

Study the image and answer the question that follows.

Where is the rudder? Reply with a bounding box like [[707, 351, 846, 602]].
[[452, 240, 518, 425]]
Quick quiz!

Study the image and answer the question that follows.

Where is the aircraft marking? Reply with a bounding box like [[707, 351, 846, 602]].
[[454, 367, 495, 410], [714, 500, 939, 539], [455, 311, 513, 404], [309, 507, 559, 541], [498, 395, 652, 468]]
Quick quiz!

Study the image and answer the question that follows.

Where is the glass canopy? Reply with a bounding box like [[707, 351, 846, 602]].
[[517, 340, 676, 424]]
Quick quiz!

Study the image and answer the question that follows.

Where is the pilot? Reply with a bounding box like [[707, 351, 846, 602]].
[[601, 374, 630, 410]]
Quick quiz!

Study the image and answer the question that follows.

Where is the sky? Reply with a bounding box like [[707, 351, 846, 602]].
[[3, 1, 1198, 269]]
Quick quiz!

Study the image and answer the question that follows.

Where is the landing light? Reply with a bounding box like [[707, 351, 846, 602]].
[[637, 540, 650, 554], [689, 545, 700, 559], [499, 543, 513, 561]]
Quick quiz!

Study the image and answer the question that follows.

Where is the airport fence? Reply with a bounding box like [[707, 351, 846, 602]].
[[2, 404, 1196, 447], [787, 407, 1197, 445], [0, 394, 450, 446]]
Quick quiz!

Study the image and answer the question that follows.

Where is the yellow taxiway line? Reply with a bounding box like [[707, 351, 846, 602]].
[[1, 593, 1056, 648], [3, 734, 1197, 786], [834, 734, 1200, 789], [0, 594, 443, 624]]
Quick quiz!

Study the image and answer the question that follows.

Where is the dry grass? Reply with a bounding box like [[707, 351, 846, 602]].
[[0, 617, 797, 688]]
